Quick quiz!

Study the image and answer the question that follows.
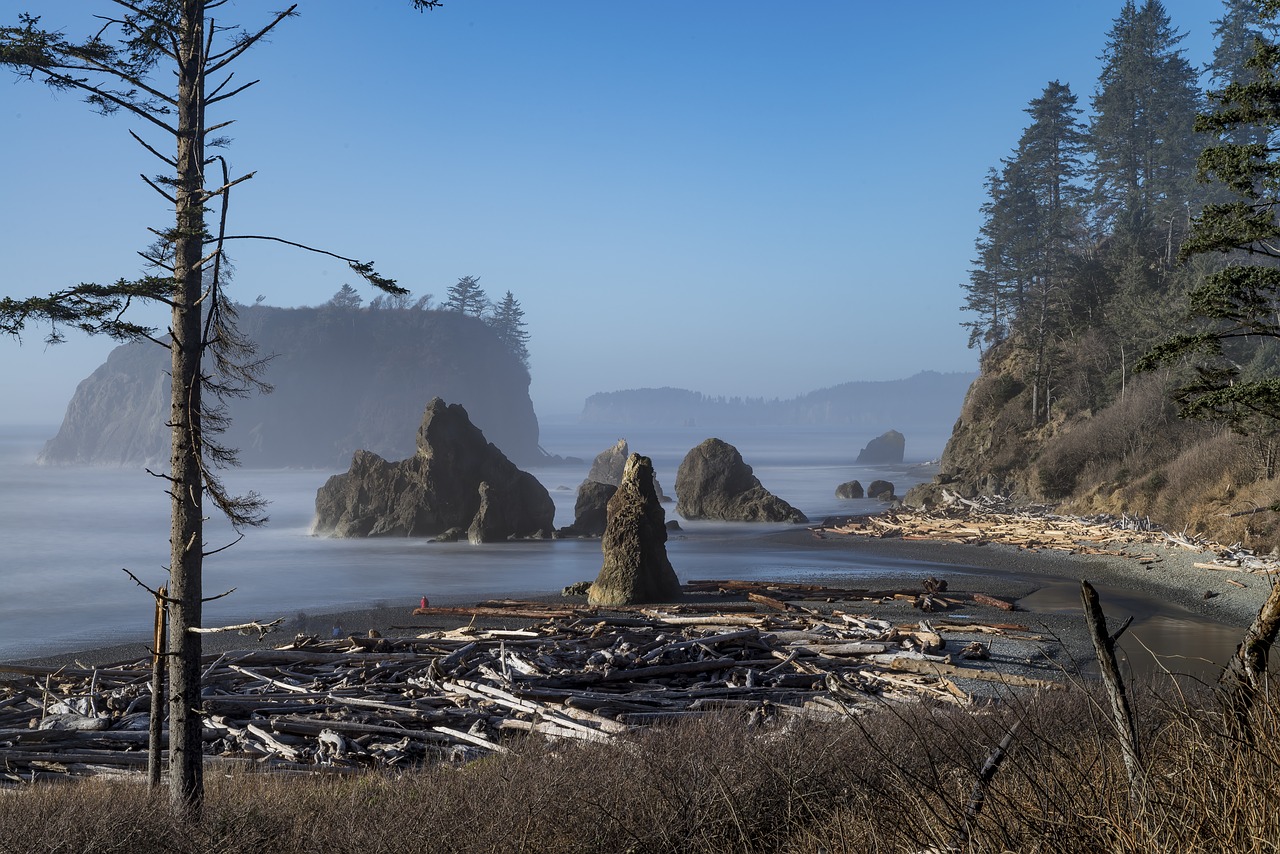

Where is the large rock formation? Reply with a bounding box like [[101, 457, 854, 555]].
[[563, 481, 617, 537], [867, 480, 896, 501], [856, 430, 906, 464], [589, 454, 681, 606], [313, 398, 553, 541], [39, 304, 543, 467], [674, 438, 808, 523], [564, 439, 669, 537], [585, 439, 631, 486], [835, 480, 864, 499], [582, 439, 668, 499]]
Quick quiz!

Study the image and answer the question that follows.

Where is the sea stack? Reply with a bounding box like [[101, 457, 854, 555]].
[[589, 454, 681, 606]]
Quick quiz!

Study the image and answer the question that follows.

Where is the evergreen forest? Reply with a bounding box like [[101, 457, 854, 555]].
[[927, 0, 1280, 548]]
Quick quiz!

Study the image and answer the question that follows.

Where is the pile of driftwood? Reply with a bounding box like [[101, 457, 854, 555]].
[[825, 490, 1280, 575], [0, 590, 1054, 783]]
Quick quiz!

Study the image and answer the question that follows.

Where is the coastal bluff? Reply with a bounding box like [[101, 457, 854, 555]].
[[37, 304, 543, 467]]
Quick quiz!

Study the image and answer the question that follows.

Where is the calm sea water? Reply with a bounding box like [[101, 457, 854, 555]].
[[0, 423, 950, 660], [0, 422, 1247, 675]]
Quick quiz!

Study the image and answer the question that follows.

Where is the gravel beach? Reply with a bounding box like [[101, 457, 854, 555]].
[[12, 527, 1274, 685]]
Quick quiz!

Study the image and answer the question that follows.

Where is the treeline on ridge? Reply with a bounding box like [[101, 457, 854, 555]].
[[580, 371, 976, 430], [923, 0, 1280, 549]]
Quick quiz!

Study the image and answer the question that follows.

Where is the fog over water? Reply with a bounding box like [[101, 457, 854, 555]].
[[0, 422, 1245, 675], [0, 423, 954, 661]]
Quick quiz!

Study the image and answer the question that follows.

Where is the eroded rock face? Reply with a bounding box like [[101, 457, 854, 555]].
[[589, 454, 681, 606], [856, 430, 906, 465], [313, 398, 553, 540], [586, 439, 631, 486], [674, 438, 807, 523], [584, 439, 668, 500], [564, 481, 618, 537]]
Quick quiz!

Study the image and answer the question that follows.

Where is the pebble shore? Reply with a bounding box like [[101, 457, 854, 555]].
[[12, 528, 1274, 682]]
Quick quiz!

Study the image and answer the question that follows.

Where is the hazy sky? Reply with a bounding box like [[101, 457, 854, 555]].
[[1, 1, 1221, 423]]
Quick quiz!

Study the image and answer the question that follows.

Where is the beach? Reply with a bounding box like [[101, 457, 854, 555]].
[[13, 526, 1273, 685]]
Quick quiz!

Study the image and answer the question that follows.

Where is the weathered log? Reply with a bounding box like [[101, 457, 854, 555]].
[[969, 592, 1016, 611], [1080, 580, 1145, 803]]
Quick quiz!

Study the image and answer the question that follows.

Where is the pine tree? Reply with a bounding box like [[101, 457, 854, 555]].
[[1089, 0, 1204, 238], [1140, 0, 1280, 429], [962, 81, 1087, 420], [328, 284, 363, 308], [1209, 0, 1275, 149], [487, 290, 531, 369], [0, 1, 438, 817], [443, 275, 488, 316]]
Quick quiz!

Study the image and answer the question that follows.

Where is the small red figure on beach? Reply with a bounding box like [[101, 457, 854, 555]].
[[420, 595, 429, 609]]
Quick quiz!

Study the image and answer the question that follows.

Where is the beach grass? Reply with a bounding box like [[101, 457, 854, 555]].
[[2, 677, 1278, 853]]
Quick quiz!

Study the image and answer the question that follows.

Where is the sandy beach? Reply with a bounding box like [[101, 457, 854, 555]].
[[12, 526, 1274, 684]]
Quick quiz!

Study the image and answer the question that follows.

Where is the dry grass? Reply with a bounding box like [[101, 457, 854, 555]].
[[3, 680, 1279, 853]]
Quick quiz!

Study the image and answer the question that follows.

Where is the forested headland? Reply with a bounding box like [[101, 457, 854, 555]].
[[913, 0, 1280, 550]]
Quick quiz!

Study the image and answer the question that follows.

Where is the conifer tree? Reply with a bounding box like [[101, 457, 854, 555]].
[[1089, 0, 1204, 238], [443, 275, 489, 316], [1209, 0, 1275, 149], [962, 81, 1087, 420], [1140, 0, 1280, 429], [0, 0, 439, 817], [487, 290, 531, 369], [328, 284, 364, 309]]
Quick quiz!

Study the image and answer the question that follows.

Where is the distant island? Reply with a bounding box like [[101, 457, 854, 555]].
[[39, 302, 543, 468], [579, 371, 976, 429]]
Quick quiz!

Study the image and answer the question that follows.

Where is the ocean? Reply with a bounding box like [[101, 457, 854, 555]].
[[0, 422, 953, 661], [0, 422, 1247, 674]]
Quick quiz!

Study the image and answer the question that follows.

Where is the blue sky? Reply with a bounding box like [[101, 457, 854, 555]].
[[1, 1, 1222, 423]]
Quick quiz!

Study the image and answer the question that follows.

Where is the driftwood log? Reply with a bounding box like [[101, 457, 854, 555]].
[[823, 493, 1280, 576], [0, 588, 1056, 785]]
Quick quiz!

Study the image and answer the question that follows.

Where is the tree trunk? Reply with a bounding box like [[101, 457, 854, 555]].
[[1220, 581, 1280, 735], [148, 586, 167, 789], [168, 0, 207, 819]]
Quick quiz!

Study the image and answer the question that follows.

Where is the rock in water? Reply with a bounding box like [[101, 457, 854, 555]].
[[867, 480, 896, 501], [856, 430, 906, 465], [835, 480, 864, 499], [313, 398, 553, 540], [563, 480, 618, 537], [674, 438, 808, 523], [586, 439, 631, 486], [583, 438, 669, 500], [589, 454, 681, 606]]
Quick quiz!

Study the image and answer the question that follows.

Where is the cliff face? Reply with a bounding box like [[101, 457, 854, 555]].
[[907, 345, 1280, 551], [39, 305, 542, 467]]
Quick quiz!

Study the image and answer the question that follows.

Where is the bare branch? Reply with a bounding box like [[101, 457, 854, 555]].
[[204, 5, 298, 75], [202, 531, 244, 558], [206, 77, 258, 107], [201, 169, 255, 203], [139, 172, 177, 204], [30, 66, 178, 136], [219, 235, 408, 295], [201, 587, 238, 603], [202, 118, 236, 135], [121, 567, 179, 603], [128, 129, 176, 167]]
